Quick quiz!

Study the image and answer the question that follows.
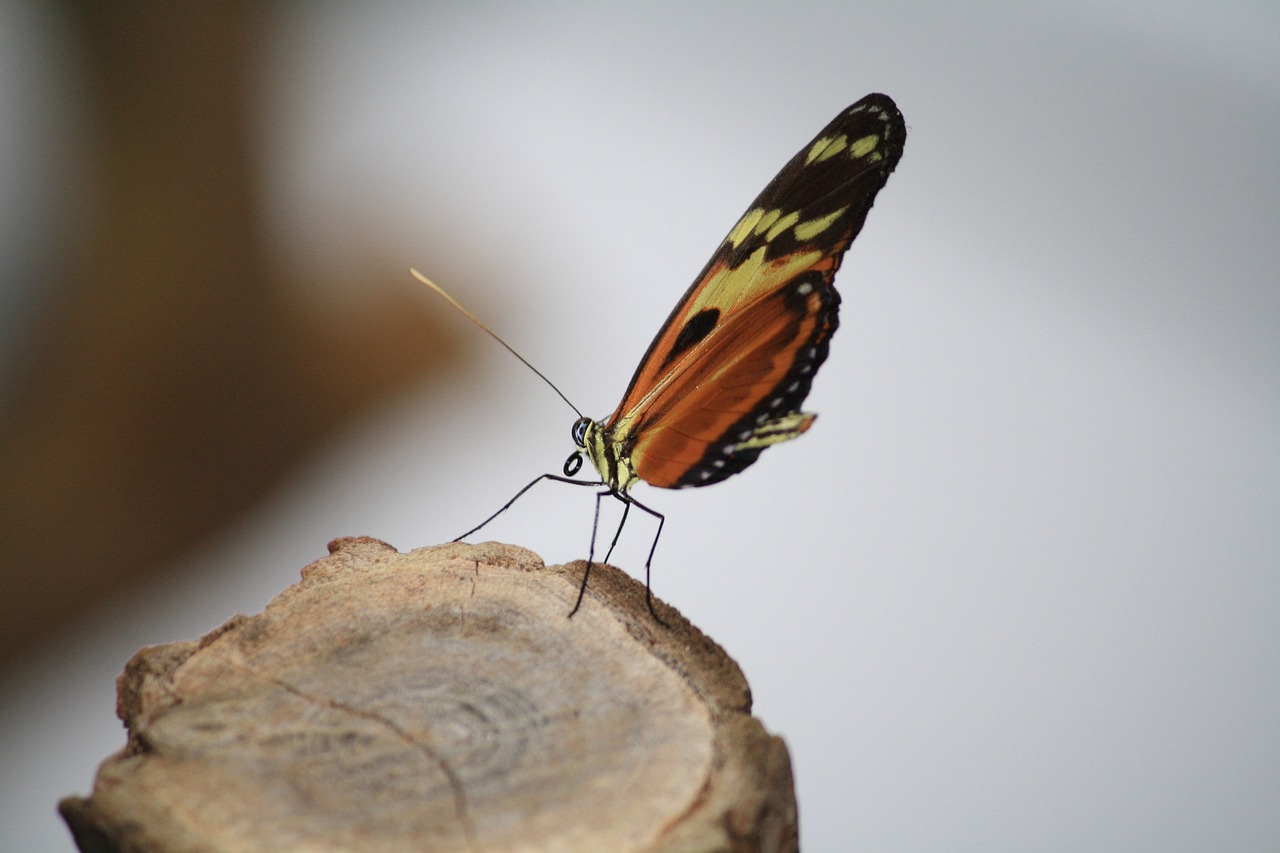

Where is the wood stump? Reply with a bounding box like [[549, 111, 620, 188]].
[[60, 538, 798, 852]]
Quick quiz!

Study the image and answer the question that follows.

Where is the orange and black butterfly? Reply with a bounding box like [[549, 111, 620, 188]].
[[429, 92, 906, 619]]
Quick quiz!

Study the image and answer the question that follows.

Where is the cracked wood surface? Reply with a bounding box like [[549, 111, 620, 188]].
[[60, 538, 798, 852]]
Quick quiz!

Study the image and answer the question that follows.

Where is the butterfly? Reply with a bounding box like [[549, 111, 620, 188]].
[[427, 92, 906, 620]]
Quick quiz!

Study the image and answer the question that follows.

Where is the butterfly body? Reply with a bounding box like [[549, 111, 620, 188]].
[[443, 93, 905, 619]]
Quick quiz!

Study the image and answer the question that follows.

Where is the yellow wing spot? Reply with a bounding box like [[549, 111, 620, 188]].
[[727, 208, 765, 248], [764, 211, 800, 242], [752, 208, 783, 237], [805, 134, 848, 165], [848, 133, 881, 160], [696, 244, 821, 309], [793, 206, 849, 241]]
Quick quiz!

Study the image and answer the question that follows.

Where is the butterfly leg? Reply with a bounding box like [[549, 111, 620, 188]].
[[624, 494, 668, 625], [568, 488, 617, 618], [454, 472, 602, 541], [601, 494, 631, 566], [574, 491, 668, 625]]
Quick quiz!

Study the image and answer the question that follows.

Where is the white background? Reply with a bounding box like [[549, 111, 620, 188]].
[[2, 2, 1277, 850]]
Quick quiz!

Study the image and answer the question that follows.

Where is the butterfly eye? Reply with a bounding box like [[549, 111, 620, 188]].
[[563, 452, 583, 477], [571, 416, 592, 448]]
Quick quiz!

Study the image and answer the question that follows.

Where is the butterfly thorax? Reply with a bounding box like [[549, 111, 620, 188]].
[[571, 416, 638, 495]]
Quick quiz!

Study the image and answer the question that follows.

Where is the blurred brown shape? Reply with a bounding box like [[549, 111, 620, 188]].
[[0, 3, 462, 666]]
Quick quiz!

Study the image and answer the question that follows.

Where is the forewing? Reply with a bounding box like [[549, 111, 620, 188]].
[[607, 93, 906, 488]]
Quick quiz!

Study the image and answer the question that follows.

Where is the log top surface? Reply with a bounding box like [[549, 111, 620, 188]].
[[61, 538, 797, 853]]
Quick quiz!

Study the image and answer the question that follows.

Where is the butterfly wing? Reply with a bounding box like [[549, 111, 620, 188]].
[[604, 93, 906, 489]]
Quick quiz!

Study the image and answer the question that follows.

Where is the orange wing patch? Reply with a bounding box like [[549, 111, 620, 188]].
[[625, 274, 836, 487]]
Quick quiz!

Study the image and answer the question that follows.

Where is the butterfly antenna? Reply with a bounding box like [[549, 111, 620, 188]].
[[411, 268, 583, 419]]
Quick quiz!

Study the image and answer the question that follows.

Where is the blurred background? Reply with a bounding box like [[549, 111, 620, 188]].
[[1, 2, 1276, 850]]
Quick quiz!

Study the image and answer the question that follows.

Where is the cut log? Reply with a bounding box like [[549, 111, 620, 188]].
[[60, 538, 798, 852]]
